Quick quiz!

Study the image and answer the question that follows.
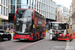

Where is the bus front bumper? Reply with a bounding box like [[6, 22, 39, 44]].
[[58, 38, 69, 40], [13, 35, 33, 41]]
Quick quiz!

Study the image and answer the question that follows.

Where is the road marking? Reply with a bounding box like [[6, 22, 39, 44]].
[[16, 40, 43, 50], [8, 42, 13, 44], [65, 40, 69, 50], [65, 40, 74, 50], [0, 42, 13, 46]]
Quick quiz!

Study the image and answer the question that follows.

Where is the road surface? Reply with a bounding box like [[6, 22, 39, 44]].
[[0, 32, 75, 50]]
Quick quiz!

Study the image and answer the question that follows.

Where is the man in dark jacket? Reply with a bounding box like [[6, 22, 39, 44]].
[[55, 28, 59, 41]]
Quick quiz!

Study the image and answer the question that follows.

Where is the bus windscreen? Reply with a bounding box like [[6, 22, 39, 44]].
[[15, 9, 33, 34]]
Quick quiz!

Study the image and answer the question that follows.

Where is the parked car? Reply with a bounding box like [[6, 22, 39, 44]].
[[0, 29, 11, 42]]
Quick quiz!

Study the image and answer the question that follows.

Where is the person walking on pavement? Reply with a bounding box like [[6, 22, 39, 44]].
[[55, 28, 59, 41], [48, 28, 53, 40]]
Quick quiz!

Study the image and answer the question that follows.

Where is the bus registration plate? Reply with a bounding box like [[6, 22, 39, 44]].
[[20, 38, 24, 40]]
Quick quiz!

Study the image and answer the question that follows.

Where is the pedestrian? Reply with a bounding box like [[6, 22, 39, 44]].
[[6, 28, 9, 33], [48, 28, 53, 40], [55, 28, 59, 41]]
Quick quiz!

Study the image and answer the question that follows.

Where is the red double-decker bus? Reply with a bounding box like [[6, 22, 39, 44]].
[[13, 8, 46, 41]]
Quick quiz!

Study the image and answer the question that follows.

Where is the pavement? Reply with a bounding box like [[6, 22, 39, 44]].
[[0, 32, 75, 50], [65, 39, 75, 50]]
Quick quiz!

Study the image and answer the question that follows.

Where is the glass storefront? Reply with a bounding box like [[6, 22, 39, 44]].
[[6, 8, 8, 16], [17, 5, 21, 9], [11, 5, 15, 13], [6, 0, 8, 6], [34, 0, 36, 8], [11, 0, 15, 4], [37, 1, 38, 9], [28, 0, 31, 6], [3, 7, 5, 15], [0, 6, 1, 14], [22, 6, 27, 8], [3, 0, 5, 5], [17, 0, 21, 4], [22, 0, 27, 5], [31, 0, 33, 6], [0, 0, 1, 4], [9, 0, 56, 20], [0, 0, 8, 20]]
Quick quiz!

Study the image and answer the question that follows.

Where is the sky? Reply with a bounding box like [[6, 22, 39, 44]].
[[53, 0, 72, 9]]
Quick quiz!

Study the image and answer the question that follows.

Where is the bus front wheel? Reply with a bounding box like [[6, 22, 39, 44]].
[[0, 37, 3, 42], [8, 35, 11, 41]]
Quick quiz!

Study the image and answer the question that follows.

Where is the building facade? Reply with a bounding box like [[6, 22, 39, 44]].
[[0, 0, 8, 20], [72, 0, 75, 14], [8, 0, 56, 22], [57, 5, 69, 22], [0, 0, 13, 31], [72, 0, 75, 30], [56, 7, 64, 21], [63, 7, 69, 19], [69, 5, 72, 28]]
